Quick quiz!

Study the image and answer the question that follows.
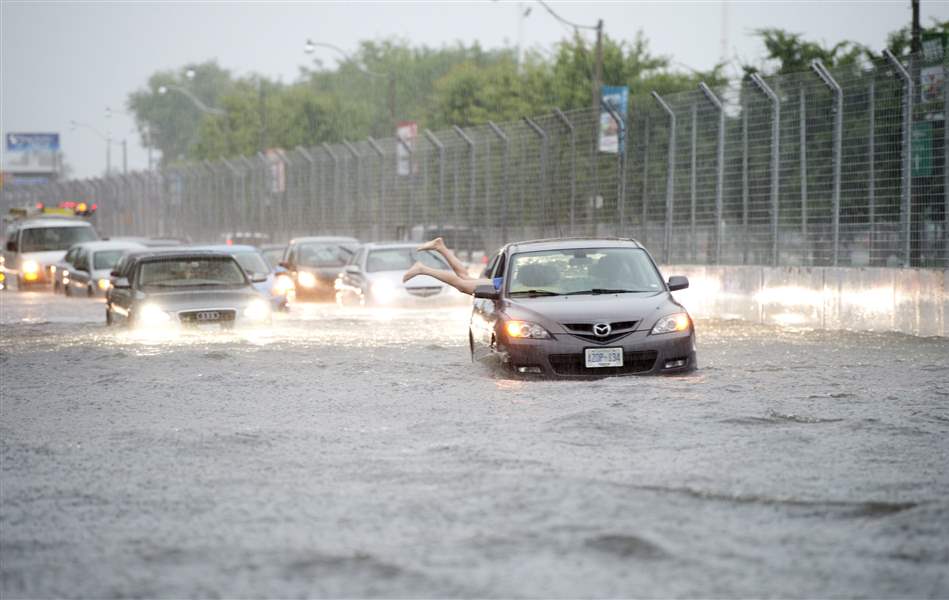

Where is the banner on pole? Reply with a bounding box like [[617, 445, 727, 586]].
[[397, 121, 418, 176], [599, 86, 628, 154]]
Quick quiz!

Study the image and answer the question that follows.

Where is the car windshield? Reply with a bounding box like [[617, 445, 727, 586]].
[[297, 243, 352, 268], [93, 250, 126, 271], [232, 251, 270, 276], [20, 226, 96, 252], [507, 248, 664, 296], [366, 248, 449, 273], [137, 257, 247, 288], [260, 248, 284, 268]]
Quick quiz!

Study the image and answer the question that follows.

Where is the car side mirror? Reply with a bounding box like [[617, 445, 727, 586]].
[[112, 277, 130, 289], [473, 284, 500, 300], [5, 240, 16, 252], [278, 261, 291, 270], [668, 276, 689, 291], [251, 273, 268, 283], [344, 265, 361, 274]]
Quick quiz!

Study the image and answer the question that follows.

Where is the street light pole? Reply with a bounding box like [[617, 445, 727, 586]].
[[593, 19, 603, 116]]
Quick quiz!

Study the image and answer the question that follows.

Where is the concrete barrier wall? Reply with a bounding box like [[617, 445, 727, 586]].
[[664, 265, 948, 338]]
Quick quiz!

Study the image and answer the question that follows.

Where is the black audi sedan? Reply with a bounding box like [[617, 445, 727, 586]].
[[470, 238, 696, 377]]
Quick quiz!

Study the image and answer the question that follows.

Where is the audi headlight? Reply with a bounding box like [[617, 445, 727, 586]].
[[297, 271, 317, 289], [371, 280, 397, 304], [22, 260, 39, 274], [651, 313, 691, 335], [243, 299, 271, 322], [505, 320, 552, 339], [138, 304, 172, 327]]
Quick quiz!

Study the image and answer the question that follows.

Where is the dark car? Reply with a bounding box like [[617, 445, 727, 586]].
[[279, 236, 359, 300], [106, 250, 271, 329], [470, 238, 696, 378]]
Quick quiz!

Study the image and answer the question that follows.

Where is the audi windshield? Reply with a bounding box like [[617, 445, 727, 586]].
[[137, 257, 248, 289]]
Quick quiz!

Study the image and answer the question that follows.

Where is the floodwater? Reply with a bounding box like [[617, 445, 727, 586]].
[[2, 291, 948, 598]]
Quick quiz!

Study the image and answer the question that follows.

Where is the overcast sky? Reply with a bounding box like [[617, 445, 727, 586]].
[[2, 0, 947, 179]]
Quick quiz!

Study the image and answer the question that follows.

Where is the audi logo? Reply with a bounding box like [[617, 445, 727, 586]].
[[593, 322, 612, 337], [195, 311, 221, 321]]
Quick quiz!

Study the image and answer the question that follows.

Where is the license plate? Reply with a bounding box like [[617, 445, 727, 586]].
[[585, 347, 624, 368]]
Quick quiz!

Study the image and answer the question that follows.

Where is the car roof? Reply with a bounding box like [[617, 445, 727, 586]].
[[361, 242, 421, 250], [124, 249, 235, 263], [72, 240, 146, 252], [288, 236, 359, 245], [17, 217, 95, 229], [192, 244, 260, 253], [505, 237, 644, 254]]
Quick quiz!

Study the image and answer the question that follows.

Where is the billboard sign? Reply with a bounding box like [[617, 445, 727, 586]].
[[599, 86, 629, 154], [396, 121, 418, 176], [4, 133, 60, 173]]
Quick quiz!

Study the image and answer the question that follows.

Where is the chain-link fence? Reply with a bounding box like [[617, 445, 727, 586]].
[[4, 51, 947, 267]]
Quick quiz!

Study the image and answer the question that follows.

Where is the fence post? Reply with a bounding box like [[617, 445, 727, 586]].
[[552, 109, 576, 235], [598, 101, 626, 236], [452, 126, 476, 227], [883, 49, 913, 267], [699, 82, 725, 264], [523, 116, 549, 236], [343, 140, 362, 238], [396, 135, 415, 232], [321, 143, 339, 234], [945, 62, 948, 267], [487, 121, 510, 244], [689, 100, 697, 261], [811, 59, 843, 266], [751, 72, 781, 266], [651, 91, 676, 262], [642, 115, 650, 245], [799, 86, 808, 261], [221, 158, 242, 235], [423, 129, 446, 226], [868, 74, 876, 264], [741, 92, 750, 265], [367, 137, 386, 241]]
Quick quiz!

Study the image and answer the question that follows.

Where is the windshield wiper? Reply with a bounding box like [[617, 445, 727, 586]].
[[564, 288, 649, 295], [509, 289, 561, 297]]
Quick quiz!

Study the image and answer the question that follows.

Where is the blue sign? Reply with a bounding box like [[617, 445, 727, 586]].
[[3, 132, 60, 173], [599, 86, 629, 154], [6, 133, 60, 152]]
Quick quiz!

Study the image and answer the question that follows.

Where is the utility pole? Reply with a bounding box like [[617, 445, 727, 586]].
[[388, 75, 397, 131], [106, 134, 112, 175], [593, 19, 604, 115], [911, 0, 921, 54], [122, 139, 128, 175]]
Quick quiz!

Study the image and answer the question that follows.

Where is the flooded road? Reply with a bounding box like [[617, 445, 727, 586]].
[[2, 291, 948, 598]]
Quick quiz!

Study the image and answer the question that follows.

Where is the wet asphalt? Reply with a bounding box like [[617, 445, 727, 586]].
[[1, 290, 948, 598]]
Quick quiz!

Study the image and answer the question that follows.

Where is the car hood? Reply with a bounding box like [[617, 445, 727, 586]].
[[299, 266, 346, 280], [139, 287, 264, 311], [368, 270, 444, 289], [504, 292, 680, 330], [19, 250, 66, 266]]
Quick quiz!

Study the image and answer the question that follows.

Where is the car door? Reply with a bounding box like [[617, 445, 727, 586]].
[[69, 248, 91, 294], [108, 259, 136, 324], [470, 250, 504, 360]]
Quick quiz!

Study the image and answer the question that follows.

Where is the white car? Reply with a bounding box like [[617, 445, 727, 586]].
[[61, 240, 146, 297], [334, 242, 467, 307], [3, 215, 98, 290]]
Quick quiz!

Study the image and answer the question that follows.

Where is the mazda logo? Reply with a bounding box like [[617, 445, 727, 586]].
[[196, 311, 221, 321], [593, 322, 612, 337]]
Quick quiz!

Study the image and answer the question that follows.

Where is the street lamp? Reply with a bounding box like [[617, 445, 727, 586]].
[[106, 106, 157, 171], [303, 39, 396, 128], [157, 84, 225, 116], [70, 120, 114, 175]]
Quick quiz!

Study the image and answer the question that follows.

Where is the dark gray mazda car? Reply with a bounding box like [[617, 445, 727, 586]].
[[470, 238, 695, 377]]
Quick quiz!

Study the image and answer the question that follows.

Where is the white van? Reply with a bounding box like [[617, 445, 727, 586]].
[[3, 216, 98, 290]]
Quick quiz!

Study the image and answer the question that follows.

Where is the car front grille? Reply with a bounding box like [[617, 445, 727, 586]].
[[178, 309, 237, 324], [563, 320, 639, 344], [407, 286, 441, 297], [548, 350, 658, 376]]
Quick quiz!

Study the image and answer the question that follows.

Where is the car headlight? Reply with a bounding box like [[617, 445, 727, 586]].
[[273, 274, 295, 296], [22, 260, 39, 274], [651, 312, 691, 335], [505, 320, 552, 339], [97, 278, 111, 291], [371, 280, 397, 304], [243, 299, 271, 321], [137, 303, 172, 327], [297, 271, 317, 289]]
